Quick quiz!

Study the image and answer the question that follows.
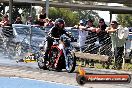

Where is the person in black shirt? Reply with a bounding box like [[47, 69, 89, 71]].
[[96, 18, 111, 45], [85, 19, 97, 68], [14, 17, 23, 24], [39, 9, 46, 26], [44, 18, 72, 69], [96, 18, 112, 68], [26, 16, 33, 25]]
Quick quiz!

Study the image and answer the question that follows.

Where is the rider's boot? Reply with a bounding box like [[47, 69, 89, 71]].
[[44, 49, 49, 66], [65, 55, 70, 71], [63, 49, 69, 70]]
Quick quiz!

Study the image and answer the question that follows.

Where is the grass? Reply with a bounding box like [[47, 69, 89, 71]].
[[76, 60, 132, 71], [95, 63, 132, 71]]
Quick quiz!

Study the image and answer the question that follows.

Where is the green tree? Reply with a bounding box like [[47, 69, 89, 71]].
[[49, 7, 79, 26], [48, 7, 100, 26], [77, 10, 100, 26], [117, 4, 132, 27], [0, 3, 5, 21], [117, 14, 132, 27], [21, 7, 36, 23]]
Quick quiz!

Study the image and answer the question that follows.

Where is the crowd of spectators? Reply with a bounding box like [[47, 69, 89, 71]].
[[0, 8, 54, 28], [76, 18, 127, 69]]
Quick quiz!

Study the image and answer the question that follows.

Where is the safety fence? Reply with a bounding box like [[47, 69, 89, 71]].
[[0, 25, 131, 70]]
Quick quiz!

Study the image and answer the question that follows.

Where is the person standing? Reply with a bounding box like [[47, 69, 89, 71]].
[[85, 19, 97, 68], [106, 21, 126, 69], [78, 19, 88, 52], [26, 16, 33, 25], [96, 18, 112, 69], [85, 19, 97, 53], [96, 18, 111, 54], [0, 14, 10, 26], [78, 19, 97, 67], [39, 8, 46, 26], [14, 17, 23, 24]]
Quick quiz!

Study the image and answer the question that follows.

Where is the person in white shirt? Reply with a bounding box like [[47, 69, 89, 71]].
[[78, 19, 88, 52], [77, 19, 97, 67]]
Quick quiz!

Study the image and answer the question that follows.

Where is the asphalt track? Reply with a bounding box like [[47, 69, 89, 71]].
[[0, 52, 132, 88]]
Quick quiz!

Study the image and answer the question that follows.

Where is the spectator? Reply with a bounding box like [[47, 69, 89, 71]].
[[44, 18, 49, 27], [0, 14, 10, 27], [85, 19, 97, 68], [96, 18, 111, 51], [78, 19, 97, 67], [26, 16, 33, 25], [106, 21, 126, 69], [14, 17, 23, 24], [85, 19, 97, 53], [39, 8, 46, 26], [96, 18, 112, 68], [39, 8, 46, 19], [47, 19, 54, 27], [78, 19, 88, 52]]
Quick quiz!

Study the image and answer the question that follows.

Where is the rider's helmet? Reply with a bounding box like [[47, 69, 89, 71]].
[[55, 18, 65, 29], [79, 19, 86, 26]]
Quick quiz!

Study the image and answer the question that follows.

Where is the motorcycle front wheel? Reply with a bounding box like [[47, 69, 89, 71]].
[[37, 51, 47, 70], [66, 51, 76, 73]]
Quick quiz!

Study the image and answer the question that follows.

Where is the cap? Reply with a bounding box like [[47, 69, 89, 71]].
[[99, 18, 104, 22], [79, 20, 84, 24], [110, 21, 118, 25]]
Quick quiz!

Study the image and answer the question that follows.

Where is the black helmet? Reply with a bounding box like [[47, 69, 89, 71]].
[[55, 18, 65, 29]]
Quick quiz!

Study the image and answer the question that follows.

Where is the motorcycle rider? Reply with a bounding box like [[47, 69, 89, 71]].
[[44, 18, 73, 70]]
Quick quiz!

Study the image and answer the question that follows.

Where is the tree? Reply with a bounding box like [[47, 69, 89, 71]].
[[0, 3, 4, 21], [21, 7, 36, 23], [48, 7, 101, 26], [117, 4, 132, 27], [49, 7, 79, 26], [77, 9, 100, 26], [117, 14, 132, 27]]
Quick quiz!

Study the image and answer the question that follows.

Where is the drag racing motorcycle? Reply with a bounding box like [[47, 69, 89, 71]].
[[37, 34, 76, 73]]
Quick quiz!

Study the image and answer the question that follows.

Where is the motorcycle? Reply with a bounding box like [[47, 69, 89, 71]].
[[37, 35, 76, 73]]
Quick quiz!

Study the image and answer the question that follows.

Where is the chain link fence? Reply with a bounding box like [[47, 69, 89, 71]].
[[0, 25, 46, 61], [0, 25, 131, 70], [71, 26, 131, 70]]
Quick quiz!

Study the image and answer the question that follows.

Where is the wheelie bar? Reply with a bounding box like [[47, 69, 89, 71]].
[[76, 66, 131, 85]]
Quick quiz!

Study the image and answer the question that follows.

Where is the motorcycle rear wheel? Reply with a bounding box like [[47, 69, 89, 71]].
[[48, 47, 61, 71]]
